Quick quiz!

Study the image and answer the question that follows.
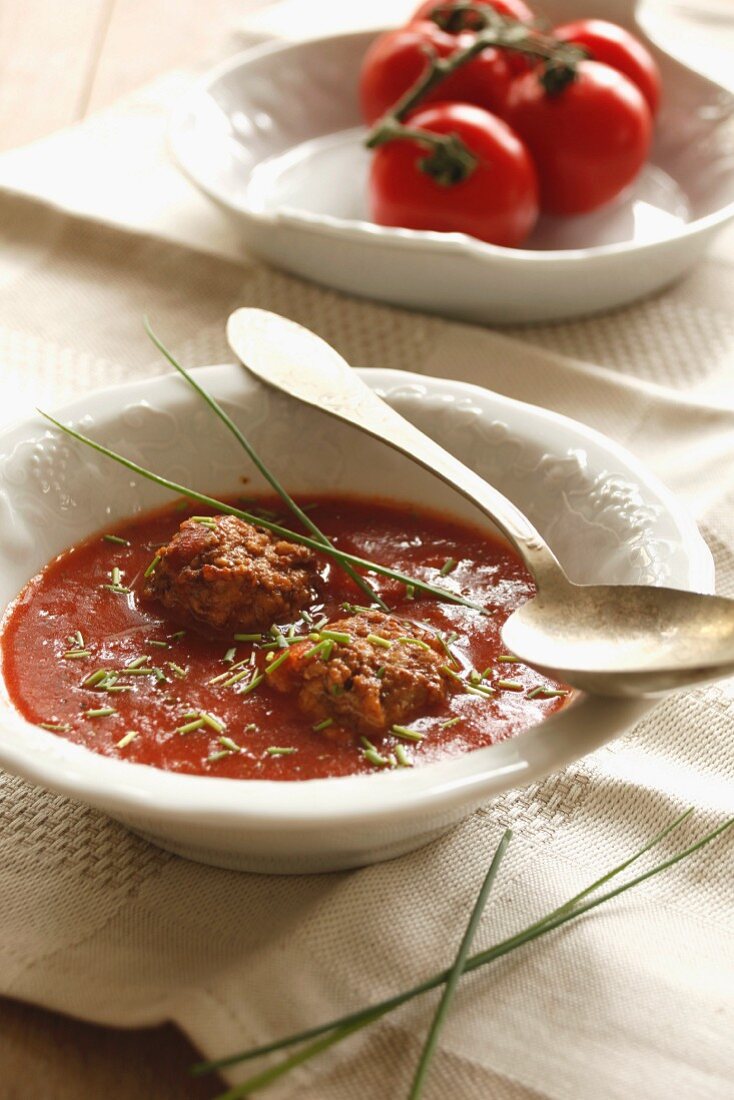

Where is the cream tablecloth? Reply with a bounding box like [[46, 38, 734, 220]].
[[0, 4, 732, 1098]]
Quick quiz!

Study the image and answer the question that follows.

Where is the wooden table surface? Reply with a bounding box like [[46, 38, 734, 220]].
[[0, 4, 267, 1093]]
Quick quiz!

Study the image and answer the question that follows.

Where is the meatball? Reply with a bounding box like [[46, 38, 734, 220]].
[[144, 514, 319, 633], [269, 610, 450, 736]]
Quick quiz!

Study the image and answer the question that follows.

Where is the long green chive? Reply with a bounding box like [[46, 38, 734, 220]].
[[366, 633, 391, 649], [40, 412, 485, 614], [195, 811, 731, 1095], [103, 534, 130, 546], [266, 746, 297, 756], [144, 554, 161, 578], [312, 718, 333, 732], [84, 707, 116, 718], [234, 633, 262, 642], [439, 557, 457, 577], [116, 731, 138, 749], [144, 319, 388, 611], [391, 725, 425, 742], [496, 679, 524, 692], [394, 744, 413, 767], [176, 717, 206, 734], [409, 831, 511, 1099]]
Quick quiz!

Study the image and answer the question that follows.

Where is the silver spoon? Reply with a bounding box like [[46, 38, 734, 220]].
[[227, 307, 734, 698]]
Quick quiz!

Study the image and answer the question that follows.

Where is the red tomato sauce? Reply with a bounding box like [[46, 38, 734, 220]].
[[0, 496, 569, 780]]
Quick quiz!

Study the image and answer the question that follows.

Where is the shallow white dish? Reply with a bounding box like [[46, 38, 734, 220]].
[[0, 366, 713, 873], [170, 0, 734, 323]]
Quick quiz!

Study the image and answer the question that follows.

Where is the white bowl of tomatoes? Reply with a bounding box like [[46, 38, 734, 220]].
[[170, 0, 734, 323]]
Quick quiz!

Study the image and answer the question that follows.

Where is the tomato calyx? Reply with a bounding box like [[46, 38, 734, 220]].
[[367, 122, 478, 186]]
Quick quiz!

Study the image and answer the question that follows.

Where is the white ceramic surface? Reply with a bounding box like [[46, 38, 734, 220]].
[[0, 366, 714, 872], [170, 0, 734, 323]]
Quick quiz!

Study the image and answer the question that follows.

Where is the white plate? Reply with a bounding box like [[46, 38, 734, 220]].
[[170, 0, 734, 323], [0, 366, 713, 872]]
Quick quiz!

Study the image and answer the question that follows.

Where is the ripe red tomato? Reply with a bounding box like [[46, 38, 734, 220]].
[[412, 0, 534, 25], [359, 21, 512, 125], [504, 60, 652, 215], [369, 102, 539, 247], [553, 19, 661, 116]]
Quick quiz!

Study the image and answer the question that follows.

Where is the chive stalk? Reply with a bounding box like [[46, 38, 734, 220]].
[[40, 412, 485, 614]]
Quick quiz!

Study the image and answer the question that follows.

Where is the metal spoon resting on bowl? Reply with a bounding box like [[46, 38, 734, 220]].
[[227, 307, 734, 698]]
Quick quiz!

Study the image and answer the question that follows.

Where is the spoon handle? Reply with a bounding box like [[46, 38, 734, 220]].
[[227, 309, 565, 589]]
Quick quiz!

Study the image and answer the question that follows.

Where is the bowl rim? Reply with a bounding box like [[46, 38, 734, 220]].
[[168, 28, 734, 264], [0, 365, 715, 828]]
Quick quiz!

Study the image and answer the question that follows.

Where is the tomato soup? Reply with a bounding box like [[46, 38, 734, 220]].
[[1, 496, 569, 780]]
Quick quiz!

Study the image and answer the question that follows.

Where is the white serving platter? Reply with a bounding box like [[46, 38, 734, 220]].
[[170, 0, 734, 323]]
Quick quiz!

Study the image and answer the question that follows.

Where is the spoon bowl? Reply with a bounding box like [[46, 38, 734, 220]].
[[227, 307, 734, 699]]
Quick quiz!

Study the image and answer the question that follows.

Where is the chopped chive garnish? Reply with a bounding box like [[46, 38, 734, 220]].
[[191, 516, 217, 528], [375, 666, 386, 679], [63, 649, 92, 660], [219, 736, 241, 753], [496, 679, 524, 692], [363, 748, 391, 768], [391, 725, 425, 742], [319, 629, 351, 644], [360, 736, 376, 751], [176, 717, 206, 734], [169, 630, 186, 641], [339, 602, 374, 615], [312, 718, 333, 732], [221, 669, 253, 688], [466, 683, 495, 698], [146, 639, 169, 649], [206, 750, 231, 763], [441, 717, 462, 729], [397, 636, 431, 650], [437, 633, 460, 666], [119, 667, 155, 676], [366, 633, 391, 649], [265, 649, 291, 676], [469, 670, 482, 685], [405, 584, 415, 600], [167, 662, 187, 679], [199, 712, 225, 733], [103, 584, 131, 594], [40, 721, 71, 732], [233, 632, 262, 642], [439, 558, 457, 576], [303, 639, 332, 661], [84, 707, 116, 718], [223, 647, 237, 664], [116, 731, 138, 749], [103, 534, 129, 546], [527, 686, 570, 699], [266, 746, 297, 756], [72, 630, 84, 648], [104, 685, 132, 693], [239, 673, 264, 696], [394, 744, 413, 767], [111, 567, 122, 586], [126, 656, 149, 669], [144, 554, 161, 578], [498, 655, 521, 663]]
